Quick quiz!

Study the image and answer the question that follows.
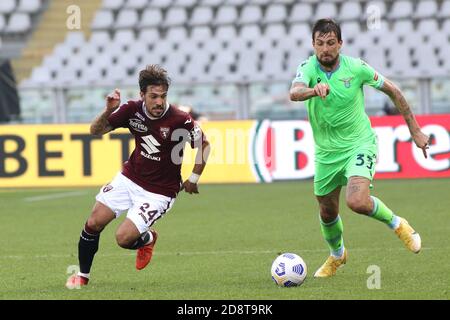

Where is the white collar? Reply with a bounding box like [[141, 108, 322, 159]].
[[142, 101, 170, 120]]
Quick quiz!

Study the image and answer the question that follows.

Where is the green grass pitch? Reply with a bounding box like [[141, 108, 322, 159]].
[[0, 179, 449, 300]]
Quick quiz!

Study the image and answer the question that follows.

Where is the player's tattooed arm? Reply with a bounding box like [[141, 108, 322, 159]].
[[380, 78, 430, 158], [290, 82, 329, 101], [90, 89, 120, 135], [289, 82, 317, 101], [90, 110, 114, 135]]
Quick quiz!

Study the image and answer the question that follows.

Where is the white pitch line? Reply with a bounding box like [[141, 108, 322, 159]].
[[0, 247, 437, 260], [23, 191, 88, 202]]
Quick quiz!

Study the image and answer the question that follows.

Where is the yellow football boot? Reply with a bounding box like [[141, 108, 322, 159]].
[[395, 218, 421, 253], [314, 248, 348, 278]]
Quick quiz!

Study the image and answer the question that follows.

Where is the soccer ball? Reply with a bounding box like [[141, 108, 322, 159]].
[[271, 253, 307, 287]]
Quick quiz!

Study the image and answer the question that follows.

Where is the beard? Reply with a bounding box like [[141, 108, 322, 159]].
[[318, 54, 339, 68]]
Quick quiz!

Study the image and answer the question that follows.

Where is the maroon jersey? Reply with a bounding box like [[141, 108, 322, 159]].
[[107, 100, 203, 197]]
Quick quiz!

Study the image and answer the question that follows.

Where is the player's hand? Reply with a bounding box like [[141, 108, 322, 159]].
[[412, 131, 431, 159], [181, 180, 199, 194], [106, 88, 121, 111], [313, 83, 330, 99]]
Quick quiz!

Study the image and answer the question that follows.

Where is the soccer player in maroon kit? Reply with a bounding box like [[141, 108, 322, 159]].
[[66, 65, 210, 289]]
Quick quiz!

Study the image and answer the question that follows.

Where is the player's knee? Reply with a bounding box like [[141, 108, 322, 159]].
[[115, 230, 135, 249], [86, 217, 105, 234], [319, 205, 339, 223], [346, 197, 370, 214]]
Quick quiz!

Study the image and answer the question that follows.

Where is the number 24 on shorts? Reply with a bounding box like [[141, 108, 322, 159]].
[[138, 203, 158, 224]]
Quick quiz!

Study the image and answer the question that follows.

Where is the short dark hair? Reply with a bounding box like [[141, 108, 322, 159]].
[[139, 64, 171, 93], [312, 18, 342, 42]]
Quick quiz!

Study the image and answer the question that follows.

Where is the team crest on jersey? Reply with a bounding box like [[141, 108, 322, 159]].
[[129, 118, 148, 133], [103, 184, 113, 193], [339, 77, 353, 88], [160, 127, 170, 139]]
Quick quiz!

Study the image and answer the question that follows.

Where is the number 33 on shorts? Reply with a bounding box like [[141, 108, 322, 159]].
[[351, 152, 377, 179]]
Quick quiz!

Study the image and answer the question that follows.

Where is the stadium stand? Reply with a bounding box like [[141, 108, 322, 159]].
[[2, 0, 449, 121], [19, 0, 450, 87]]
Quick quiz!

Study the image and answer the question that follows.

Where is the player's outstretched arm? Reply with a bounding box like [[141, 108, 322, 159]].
[[379, 78, 430, 158], [182, 139, 211, 194], [90, 88, 121, 136], [290, 82, 330, 101]]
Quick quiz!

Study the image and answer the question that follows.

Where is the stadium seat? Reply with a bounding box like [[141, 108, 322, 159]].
[[388, 0, 414, 20], [413, 46, 440, 76], [314, 3, 338, 21], [113, 29, 136, 46], [416, 19, 439, 36], [190, 26, 212, 40], [252, 37, 274, 54], [64, 32, 86, 50], [288, 3, 313, 24], [263, 4, 287, 25], [199, 0, 221, 6], [288, 23, 311, 42], [6, 13, 31, 33], [125, 0, 149, 10], [438, 0, 450, 19], [239, 5, 263, 25], [106, 64, 127, 83], [17, 0, 41, 13], [0, 0, 15, 14], [224, 0, 247, 5], [172, 0, 197, 7], [213, 6, 238, 26], [413, 0, 438, 19], [0, 14, 6, 31], [64, 54, 86, 71], [362, 46, 387, 74], [392, 20, 414, 36], [163, 7, 188, 28], [90, 31, 111, 47], [265, 24, 287, 41], [215, 25, 237, 40], [115, 9, 139, 29], [340, 21, 361, 40], [138, 28, 160, 43], [240, 24, 261, 40], [387, 46, 412, 76], [140, 8, 163, 28], [77, 43, 99, 62], [339, 2, 362, 21], [203, 39, 224, 55], [148, 0, 173, 8], [29, 66, 52, 84], [189, 6, 214, 26], [91, 10, 114, 30], [102, 0, 125, 11], [167, 26, 189, 41], [341, 44, 362, 59], [442, 19, 450, 35], [250, 0, 272, 5]]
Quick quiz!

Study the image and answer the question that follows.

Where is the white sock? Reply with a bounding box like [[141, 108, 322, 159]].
[[143, 231, 153, 245], [77, 272, 90, 279], [389, 215, 401, 230]]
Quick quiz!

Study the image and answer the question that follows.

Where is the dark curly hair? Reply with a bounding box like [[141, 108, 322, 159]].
[[312, 18, 342, 42], [139, 64, 171, 93]]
